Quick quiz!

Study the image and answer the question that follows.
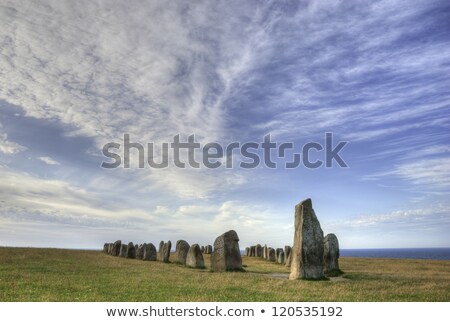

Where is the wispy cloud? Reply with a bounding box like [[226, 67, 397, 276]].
[[37, 156, 60, 165], [0, 123, 26, 154]]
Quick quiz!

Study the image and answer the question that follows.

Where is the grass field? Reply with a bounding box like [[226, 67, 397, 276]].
[[0, 247, 449, 301]]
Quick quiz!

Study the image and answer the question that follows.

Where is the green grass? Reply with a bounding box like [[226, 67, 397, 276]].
[[0, 247, 449, 301]]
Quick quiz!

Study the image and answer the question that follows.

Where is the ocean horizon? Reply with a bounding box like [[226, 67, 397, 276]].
[[340, 248, 450, 260]]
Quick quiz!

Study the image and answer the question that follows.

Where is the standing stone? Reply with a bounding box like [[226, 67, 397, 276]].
[[112, 240, 122, 256], [250, 246, 256, 257], [289, 198, 324, 280], [201, 246, 205, 253], [245, 247, 250, 256], [255, 244, 262, 257], [268, 247, 276, 262], [186, 244, 205, 269], [136, 244, 144, 259], [276, 248, 283, 260], [103, 243, 108, 253], [143, 243, 157, 261], [211, 230, 243, 272], [323, 233, 340, 274], [175, 240, 190, 265], [285, 250, 292, 267], [263, 245, 268, 259], [126, 242, 136, 259], [206, 245, 213, 254], [162, 241, 172, 263], [119, 244, 127, 257], [158, 241, 164, 253], [284, 246, 292, 260], [277, 251, 285, 264]]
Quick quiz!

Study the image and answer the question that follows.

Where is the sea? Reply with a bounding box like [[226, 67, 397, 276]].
[[340, 248, 450, 260]]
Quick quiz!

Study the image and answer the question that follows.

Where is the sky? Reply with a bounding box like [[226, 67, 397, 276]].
[[0, 0, 449, 250]]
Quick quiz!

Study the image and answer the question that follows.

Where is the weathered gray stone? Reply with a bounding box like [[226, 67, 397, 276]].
[[245, 247, 250, 256], [201, 246, 205, 253], [284, 245, 292, 261], [206, 245, 212, 254], [186, 244, 205, 269], [162, 241, 171, 263], [255, 244, 262, 257], [211, 230, 243, 272], [126, 242, 136, 259], [143, 243, 157, 261], [175, 240, 190, 265], [103, 243, 108, 253], [112, 240, 122, 256], [158, 241, 164, 253], [250, 246, 256, 257], [119, 244, 127, 257], [263, 245, 268, 259], [136, 244, 144, 259], [323, 233, 340, 274], [268, 247, 276, 262], [276, 248, 283, 260], [277, 251, 285, 264], [289, 198, 324, 280], [285, 249, 292, 267]]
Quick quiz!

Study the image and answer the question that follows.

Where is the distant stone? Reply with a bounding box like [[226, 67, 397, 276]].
[[256, 244, 262, 257], [277, 251, 285, 264], [245, 247, 250, 256], [158, 240, 164, 253], [201, 246, 205, 253], [186, 244, 205, 269], [268, 247, 276, 262], [162, 241, 172, 263], [285, 250, 292, 267], [136, 244, 144, 259], [126, 242, 136, 259], [263, 245, 268, 259], [289, 198, 324, 280], [206, 245, 213, 254], [323, 233, 340, 274], [276, 248, 283, 260], [113, 240, 122, 256], [119, 244, 127, 257], [143, 243, 157, 261], [250, 246, 256, 257], [175, 240, 190, 265], [103, 243, 108, 253], [211, 230, 243, 272], [284, 246, 292, 261]]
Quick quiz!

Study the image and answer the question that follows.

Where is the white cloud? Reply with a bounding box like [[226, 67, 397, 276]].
[[0, 123, 26, 154], [37, 156, 60, 165]]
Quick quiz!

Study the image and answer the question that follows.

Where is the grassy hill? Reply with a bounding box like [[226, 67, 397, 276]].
[[0, 247, 449, 301]]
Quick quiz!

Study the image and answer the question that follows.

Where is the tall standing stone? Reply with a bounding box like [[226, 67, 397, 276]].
[[206, 245, 212, 254], [211, 230, 243, 272], [277, 251, 285, 264], [284, 246, 292, 261], [201, 246, 205, 253], [136, 244, 144, 259], [119, 244, 127, 257], [175, 240, 190, 265], [289, 198, 324, 280], [255, 244, 262, 257], [245, 247, 250, 256], [126, 242, 136, 259], [143, 243, 157, 261], [323, 233, 340, 274], [268, 247, 276, 262], [276, 248, 283, 260], [112, 240, 122, 256], [263, 245, 268, 259], [162, 241, 172, 263], [186, 244, 205, 269], [250, 246, 256, 257], [285, 250, 292, 267]]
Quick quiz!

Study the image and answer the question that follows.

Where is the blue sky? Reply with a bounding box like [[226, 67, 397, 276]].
[[0, 0, 449, 249]]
